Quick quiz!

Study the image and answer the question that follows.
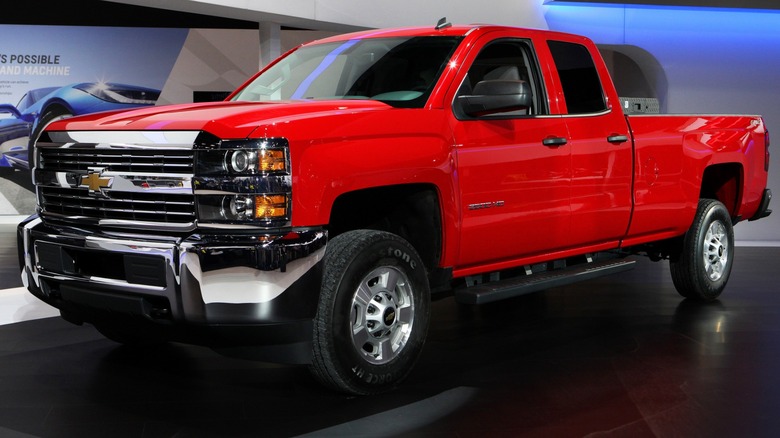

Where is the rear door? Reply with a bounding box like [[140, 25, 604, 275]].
[[544, 38, 633, 248]]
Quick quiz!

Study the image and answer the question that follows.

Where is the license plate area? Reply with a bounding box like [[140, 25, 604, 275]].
[[35, 241, 167, 287]]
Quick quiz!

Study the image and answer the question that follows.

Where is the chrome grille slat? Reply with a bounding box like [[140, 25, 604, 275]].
[[40, 148, 194, 173], [50, 160, 191, 168], [45, 195, 192, 214], [41, 193, 192, 208]]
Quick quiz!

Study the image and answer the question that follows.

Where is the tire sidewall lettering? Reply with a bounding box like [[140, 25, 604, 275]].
[[350, 365, 395, 385], [384, 246, 417, 270]]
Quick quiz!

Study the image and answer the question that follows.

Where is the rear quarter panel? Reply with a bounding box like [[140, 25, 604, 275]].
[[624, 114, 767, 246]]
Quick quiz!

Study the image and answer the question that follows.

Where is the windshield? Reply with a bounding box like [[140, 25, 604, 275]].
[[231, 36, 462, 108]]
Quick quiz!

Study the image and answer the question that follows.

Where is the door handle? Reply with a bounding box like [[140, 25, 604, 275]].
[[607, 134, 629, 144], [542, 136, 568, 147]]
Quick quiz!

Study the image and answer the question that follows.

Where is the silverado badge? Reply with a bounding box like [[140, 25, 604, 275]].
[[80, 171, 112, 193]]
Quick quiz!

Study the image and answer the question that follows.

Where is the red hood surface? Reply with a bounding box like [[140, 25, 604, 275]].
[[49, 100, 393, 139]]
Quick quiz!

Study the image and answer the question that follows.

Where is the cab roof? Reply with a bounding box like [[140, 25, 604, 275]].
[[307, 24, 585, 46]]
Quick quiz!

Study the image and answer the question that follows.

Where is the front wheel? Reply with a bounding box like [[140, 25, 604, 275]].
[[670, 199, 734, 301], [310, 230, 430, 395]]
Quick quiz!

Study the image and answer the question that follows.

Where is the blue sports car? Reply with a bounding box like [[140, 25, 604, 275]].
[[0, 82, 160, 170]]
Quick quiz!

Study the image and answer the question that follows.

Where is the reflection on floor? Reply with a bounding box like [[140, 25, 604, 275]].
[[0, 287, 59, 325], [1, 226, 779, 436]]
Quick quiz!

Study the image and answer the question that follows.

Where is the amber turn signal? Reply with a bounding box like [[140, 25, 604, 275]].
[[254, 194, 287, 219], [259, 149, 286, 172]]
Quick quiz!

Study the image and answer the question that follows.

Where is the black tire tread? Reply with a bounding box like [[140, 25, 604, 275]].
[[309, 230, 368, 393]]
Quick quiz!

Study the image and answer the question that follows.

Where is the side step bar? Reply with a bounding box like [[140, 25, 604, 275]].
[[454, 258, 636, 305]]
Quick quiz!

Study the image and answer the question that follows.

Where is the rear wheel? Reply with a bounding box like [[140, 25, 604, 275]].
[[310, 230, 430, 395], [670, 199, 734, 301]]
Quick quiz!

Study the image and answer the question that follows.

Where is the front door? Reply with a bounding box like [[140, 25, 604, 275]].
[[451, 38, 573, 270]]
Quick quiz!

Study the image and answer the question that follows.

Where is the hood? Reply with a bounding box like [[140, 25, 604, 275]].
[[49, 100, 393, 139]]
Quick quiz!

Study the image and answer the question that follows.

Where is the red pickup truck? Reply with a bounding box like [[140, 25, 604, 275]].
[[18, 23, 771, 394]]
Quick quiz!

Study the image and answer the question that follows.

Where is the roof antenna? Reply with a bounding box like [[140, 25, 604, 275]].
[[435, 17, 452, 30]]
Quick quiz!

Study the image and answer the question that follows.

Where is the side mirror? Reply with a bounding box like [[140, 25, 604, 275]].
[[457, 80, 532, 117], [0, 104, 22, 119]]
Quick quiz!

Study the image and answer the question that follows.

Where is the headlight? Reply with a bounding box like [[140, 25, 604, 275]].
[[198, 194, 289, 222], [194, 136, 291, 226], [223, 149, 286, 174], [228, 150, 254, 173], [197, 140, 288, 176]]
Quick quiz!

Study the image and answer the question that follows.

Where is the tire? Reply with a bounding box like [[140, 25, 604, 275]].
[[670, 199, 734, 301], [310, 230, 430, 395], [28, 106, 71, 169]]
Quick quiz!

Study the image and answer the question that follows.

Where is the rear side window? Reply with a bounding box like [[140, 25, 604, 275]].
[[547, 40, 606, 114]]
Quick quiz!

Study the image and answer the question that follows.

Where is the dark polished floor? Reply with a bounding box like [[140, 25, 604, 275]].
[[1, 227, 779, 437]]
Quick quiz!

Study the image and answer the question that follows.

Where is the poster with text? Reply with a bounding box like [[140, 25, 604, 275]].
[[0, 25, 189, 216]]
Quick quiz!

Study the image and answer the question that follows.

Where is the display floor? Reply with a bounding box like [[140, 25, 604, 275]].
[[1, 225, 779, 437]]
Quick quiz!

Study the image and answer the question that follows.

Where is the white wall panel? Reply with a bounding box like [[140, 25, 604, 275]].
[[107, 0, 549, 30], [313, 0, 548, 29], [157, 29, 260, 105], [157, 28, 260, 104]]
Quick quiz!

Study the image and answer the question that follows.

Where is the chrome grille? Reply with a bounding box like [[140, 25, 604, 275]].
[[40, 186, 195, 224], [39, 148, 193, 173], [35, 130, 200, 230]]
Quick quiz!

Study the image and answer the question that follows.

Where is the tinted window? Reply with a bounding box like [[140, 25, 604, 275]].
[[547, 40, 606, 114], [455, 39, 546, 117]]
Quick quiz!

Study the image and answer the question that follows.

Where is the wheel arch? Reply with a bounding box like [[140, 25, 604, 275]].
[[699, 163, 743, 218], [37, 100, 75, 124], [327, 183, 443, 276], [31, 102, 75, 140]]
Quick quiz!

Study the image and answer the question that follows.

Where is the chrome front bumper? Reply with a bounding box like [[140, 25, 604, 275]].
[[18, 215, 327, 361]]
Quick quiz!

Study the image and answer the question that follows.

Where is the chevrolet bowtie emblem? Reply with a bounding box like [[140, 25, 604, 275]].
[[80, 172, 112, 193]]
